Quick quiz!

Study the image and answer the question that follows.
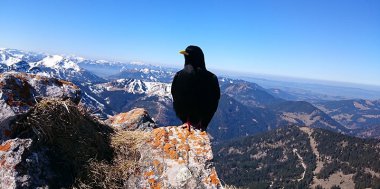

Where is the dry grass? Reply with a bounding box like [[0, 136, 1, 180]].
[[12, 99, 114, 188], [12, 98, 152, 188], [76, 130, 150, 189]]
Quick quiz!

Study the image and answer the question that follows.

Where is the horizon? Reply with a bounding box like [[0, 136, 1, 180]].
[[1, 0, 379, 86], [2, 46, 380, 91]]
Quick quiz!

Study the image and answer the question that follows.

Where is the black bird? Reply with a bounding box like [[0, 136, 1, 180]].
[[171, 45, 220, 131]]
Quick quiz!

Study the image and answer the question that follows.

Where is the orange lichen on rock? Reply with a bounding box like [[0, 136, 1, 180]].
[[151, 128, 167, 148], [195, 148, 204, 155], [152, 159, 163, 174], [148, 178, 155, 185], [0, 141, 12, 152], [144, 171, 155, 178], [152, 159, 160, 167], [148, 178, 162, 189], [164, 141, 180, 160], [183, 144, 190, 152], [210, 170, 220, 185], [209, 169, 221, 185], [152, 182, 162, 189], [170, 138, 177, 145], [168, 130, 173, 136], [188, 133, 199, 141], [151, 139, 161, 148], [177, 132, 186, 143], [139, 125, 222, 188], [169, 149, 179, 159], [163, 143, 172, 150], [153, 128, 167, 142]]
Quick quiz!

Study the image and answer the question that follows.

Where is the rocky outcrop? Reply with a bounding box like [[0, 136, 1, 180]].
[[107, 108, 221, 188], [0, 72, 81, 142], [0, 105, 222, 188], [0, 99, 112, 189], [129, 125, 222, 188], [0, 72, 222, 188], [106, 108, 157, 131]]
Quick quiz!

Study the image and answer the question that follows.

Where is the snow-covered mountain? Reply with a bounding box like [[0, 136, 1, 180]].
[[108, 68, 175, 83], [2, 48, 380, 140], [0, 48, 104, 83], [92, 78, 172, 98], [35, 55, 81, 71], [0, 49, 110, 118], [85, 78, 176, 125], [77, 55, 177, 82], [0, 48, 46, 66], [0, 48, 176, 121]]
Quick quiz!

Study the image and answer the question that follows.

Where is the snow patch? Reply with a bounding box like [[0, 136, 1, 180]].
[[36, 55, 81, 71]]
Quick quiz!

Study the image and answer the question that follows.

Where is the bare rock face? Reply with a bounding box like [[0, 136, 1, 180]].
[[107, 108, 157, 131], [129, 125, 222, 189], [0, 139, 32, 188], [0, 72, 81, 142], [0, 138, 51, 189]]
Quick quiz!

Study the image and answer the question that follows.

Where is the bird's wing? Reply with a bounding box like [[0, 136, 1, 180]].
[[171, 72, 187, 122], [201, 73, 221, 128], [209, 74, 220, 114], [171, 72, 179, 100], [212, 74, 221, 101]]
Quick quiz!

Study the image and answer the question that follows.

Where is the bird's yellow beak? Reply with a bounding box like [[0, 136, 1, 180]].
[[179, 50, 189, 56]]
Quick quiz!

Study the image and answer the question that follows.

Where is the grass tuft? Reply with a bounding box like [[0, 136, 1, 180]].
[[76, 131, 149, 189], [12, 99, 114, 188]]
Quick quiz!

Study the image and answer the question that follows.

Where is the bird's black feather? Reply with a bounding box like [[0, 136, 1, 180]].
[[171, 46, 220, 130]]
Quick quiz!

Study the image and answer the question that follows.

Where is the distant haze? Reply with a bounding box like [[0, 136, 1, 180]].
[[218, 70, 380, 91]]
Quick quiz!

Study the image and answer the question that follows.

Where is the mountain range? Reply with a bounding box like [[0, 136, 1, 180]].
[[1, 48, 380, 188], [1, 48, 379, 141]]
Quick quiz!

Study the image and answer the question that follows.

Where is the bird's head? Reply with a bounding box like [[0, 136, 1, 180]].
[[179, 45, 206, 69]]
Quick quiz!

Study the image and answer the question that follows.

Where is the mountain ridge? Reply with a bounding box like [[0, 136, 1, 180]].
[[0, 72, 222, 188], [1, 48, 379, 140], [213, 126, 380, 188], [1, 48, 380, 188]]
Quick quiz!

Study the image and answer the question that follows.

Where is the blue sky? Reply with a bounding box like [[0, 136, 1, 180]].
[[1, 0, 379, 86]]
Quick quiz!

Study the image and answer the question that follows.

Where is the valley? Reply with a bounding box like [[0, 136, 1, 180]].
[[1, 48, 380, 188]]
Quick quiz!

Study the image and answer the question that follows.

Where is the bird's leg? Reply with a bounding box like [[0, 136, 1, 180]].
[[181, 117, 191, 132], [198, 122, 203, 131], [196, 122, 202, 131], [186, 117, 191, 132]]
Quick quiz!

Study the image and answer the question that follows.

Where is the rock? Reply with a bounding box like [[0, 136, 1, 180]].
[[0, 91, 222, 188], [129, 125, 222, 188], [0, 139, 31, 189], [0, 72, 81, 142], [107, 108, 157, 131], [0, 138, 51, 189]]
